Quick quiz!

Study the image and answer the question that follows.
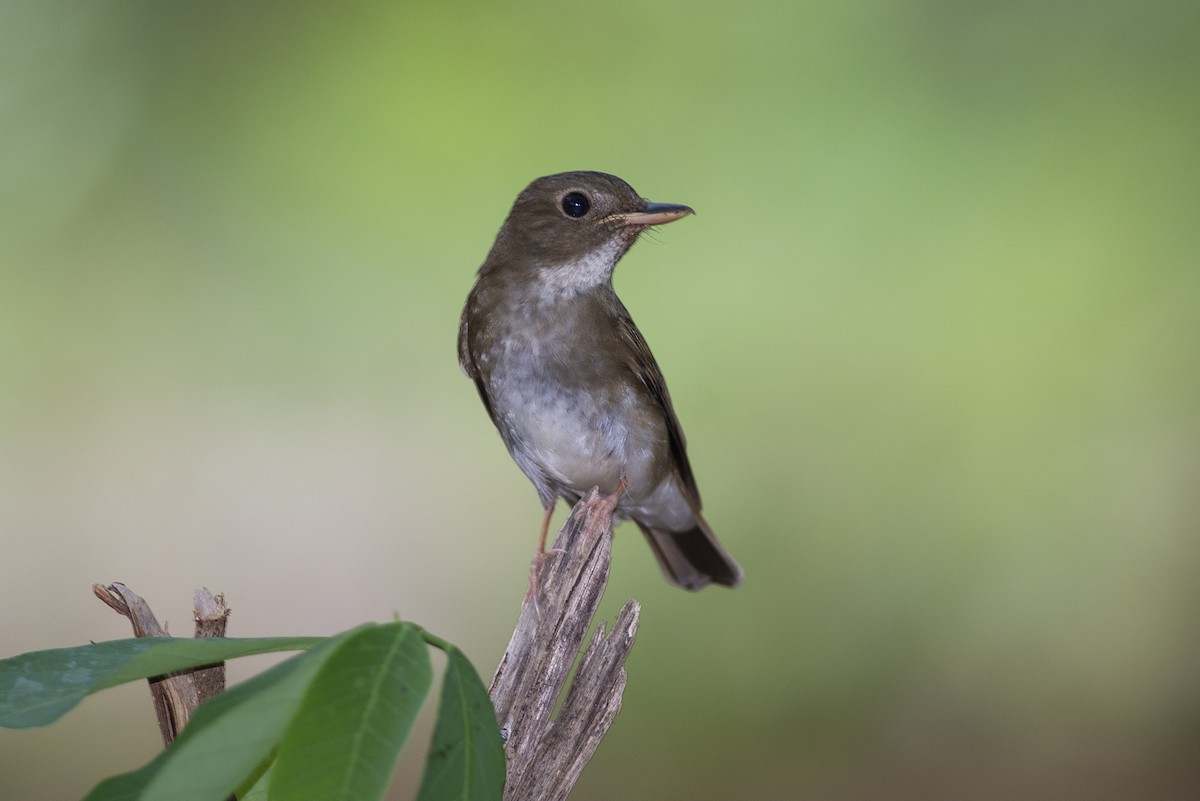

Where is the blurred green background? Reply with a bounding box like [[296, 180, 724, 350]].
[[3, 1, 1198, 799]]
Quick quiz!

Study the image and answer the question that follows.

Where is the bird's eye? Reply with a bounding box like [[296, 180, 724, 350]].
[[561, 192, 591, 218]]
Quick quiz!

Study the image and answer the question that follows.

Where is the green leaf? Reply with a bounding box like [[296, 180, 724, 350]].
[[82, 761, 163, 801], [0, 636, 322, 728], [83, 629, 358, 801], [237, 760, 274, 801], [270, 622, 433, 801], [416, 646, 506, 801], [12, 624, 498, 801]]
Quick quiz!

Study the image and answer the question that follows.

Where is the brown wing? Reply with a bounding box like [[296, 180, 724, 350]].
[[456, 301, 476, 379], [613, 311, 702, 508], [457, 298, 499, 427]]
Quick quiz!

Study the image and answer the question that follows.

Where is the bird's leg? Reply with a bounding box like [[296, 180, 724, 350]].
[[526, 503, 557, 614], [536, 504, 554, 554], [612, 474, 629, 500]]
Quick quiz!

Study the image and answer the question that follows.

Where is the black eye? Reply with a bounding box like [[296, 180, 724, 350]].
[[561, 192, 591, 218]]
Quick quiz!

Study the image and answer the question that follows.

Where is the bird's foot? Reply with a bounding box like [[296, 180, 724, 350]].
[[573, 477, 628, 532]]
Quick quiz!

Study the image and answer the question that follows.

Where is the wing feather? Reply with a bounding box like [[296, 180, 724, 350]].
[[613, 311, 702, 507], [458, 300, 499, 427]]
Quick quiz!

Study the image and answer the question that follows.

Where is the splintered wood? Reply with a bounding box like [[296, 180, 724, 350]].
[[489, 489, 641, 801]]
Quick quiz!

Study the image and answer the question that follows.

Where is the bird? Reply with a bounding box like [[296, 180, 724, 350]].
[[457, 171, 743, 590]]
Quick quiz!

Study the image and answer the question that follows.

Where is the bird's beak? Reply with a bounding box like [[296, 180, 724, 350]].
[[613, 201, 695, 227]]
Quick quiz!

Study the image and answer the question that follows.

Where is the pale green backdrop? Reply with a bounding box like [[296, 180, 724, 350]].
[[2, 2, 1198, 799]]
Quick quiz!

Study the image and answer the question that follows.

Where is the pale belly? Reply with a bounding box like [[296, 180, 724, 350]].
[[494, 376, 667, 500]]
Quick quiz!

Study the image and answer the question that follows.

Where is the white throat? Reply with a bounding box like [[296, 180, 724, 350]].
[[535, 238, 625, 300]]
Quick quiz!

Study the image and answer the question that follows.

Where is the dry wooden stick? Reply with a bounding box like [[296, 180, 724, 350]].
[[489, 489, 642, 801], [93, 583, 230, 746]]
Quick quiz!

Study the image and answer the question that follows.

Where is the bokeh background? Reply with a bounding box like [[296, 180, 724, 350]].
[[3, 1, 1198, 799]]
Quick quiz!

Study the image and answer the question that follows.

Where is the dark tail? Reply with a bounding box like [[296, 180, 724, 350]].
[[638, 516, 744, 591]]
